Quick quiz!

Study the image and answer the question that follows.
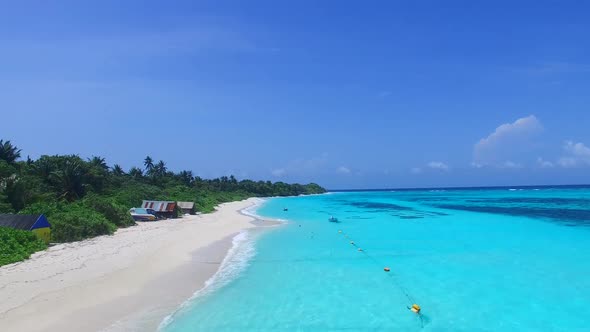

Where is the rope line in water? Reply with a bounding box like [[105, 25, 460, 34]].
[[188, 252, 433, 265], [337, 229, 425, 328]]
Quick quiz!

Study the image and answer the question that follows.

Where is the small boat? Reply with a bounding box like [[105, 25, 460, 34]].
[[129, 208, 157, 221], [328, 216, 339, 222]]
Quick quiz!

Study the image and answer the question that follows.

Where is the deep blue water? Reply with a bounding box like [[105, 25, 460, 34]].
[[163, 186, 590, 331]]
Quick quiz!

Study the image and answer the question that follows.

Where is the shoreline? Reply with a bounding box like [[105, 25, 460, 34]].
[[0, 197, 279, 332], [157, 204, 284, 331]]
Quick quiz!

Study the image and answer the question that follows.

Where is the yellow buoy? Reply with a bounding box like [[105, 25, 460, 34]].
[[384, 267, 391, 272], [410, 304, 421, 314]]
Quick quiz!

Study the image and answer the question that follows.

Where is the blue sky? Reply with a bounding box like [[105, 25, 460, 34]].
[[2, 0, 590, 189]]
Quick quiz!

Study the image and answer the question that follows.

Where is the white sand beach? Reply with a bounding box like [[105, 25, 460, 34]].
[[0, 198, 271, 332]]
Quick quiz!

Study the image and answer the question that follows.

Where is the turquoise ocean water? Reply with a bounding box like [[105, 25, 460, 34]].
[[162, 186, 590, 331]]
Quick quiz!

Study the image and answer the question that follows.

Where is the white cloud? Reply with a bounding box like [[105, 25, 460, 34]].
[[531, 142, 590, 169], [427, 161, 450, 171], [410, 167, 422, 174], [470, 160, 524, 169], [564, 141, 590, 161], [474, 115, 543, 165], [336, 166, 351, 174], [558, 157, 577, 168], [271, 168, 286, 177], [500, 161, 523, 169], [557, 141, 590, 167], [411, 162, 449, 174], [536, 158, 554, 168], [470, 162, 485, 168]]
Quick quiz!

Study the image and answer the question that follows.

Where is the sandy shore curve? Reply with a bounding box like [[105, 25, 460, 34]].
[[0, 198, 271, 332]]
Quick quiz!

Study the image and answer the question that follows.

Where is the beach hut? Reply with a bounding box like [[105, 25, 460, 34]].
[[141, 200, 177, 219], [177, 201, 196, 215], [0, 214, 51, 243]]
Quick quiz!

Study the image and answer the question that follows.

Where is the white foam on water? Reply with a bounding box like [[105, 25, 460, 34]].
[[240, 198, 267, 220], [241, 198, 289, 224], [158, 230, 257, 330]]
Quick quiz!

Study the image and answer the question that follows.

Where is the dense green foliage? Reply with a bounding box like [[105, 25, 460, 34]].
[[0, 139, 326, 249], [0, 227, 47, 266]]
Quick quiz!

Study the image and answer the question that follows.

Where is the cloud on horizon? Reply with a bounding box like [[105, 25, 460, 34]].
[[336, 166, 351, 174], [411, 162, 449, 174], [428, 161, 450, 171], [558, 141, 590, 167], [473, 115, 543, 167], [500, 161, 523, 169], [536, 157, 554, 168]]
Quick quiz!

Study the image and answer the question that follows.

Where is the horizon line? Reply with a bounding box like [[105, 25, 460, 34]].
[[328, 183, 590, 192]]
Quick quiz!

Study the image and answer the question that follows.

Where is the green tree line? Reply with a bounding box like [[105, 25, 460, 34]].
[[0, 139, 326, 250]]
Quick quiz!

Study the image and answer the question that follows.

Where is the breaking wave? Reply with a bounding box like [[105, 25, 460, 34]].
[[158, 231, 256, 330]]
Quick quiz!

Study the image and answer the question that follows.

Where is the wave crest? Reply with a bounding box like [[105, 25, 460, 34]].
[[158, 231, 256, 330]]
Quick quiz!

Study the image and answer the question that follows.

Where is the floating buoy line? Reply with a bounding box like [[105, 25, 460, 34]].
[[337, 229, 425, 328], [186, 220, 425, 329]]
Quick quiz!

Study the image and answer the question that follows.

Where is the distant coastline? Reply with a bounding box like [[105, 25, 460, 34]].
[[0, 139, 326, 267]]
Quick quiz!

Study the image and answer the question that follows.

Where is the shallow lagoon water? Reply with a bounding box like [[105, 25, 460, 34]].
[[164, 187, 590, 331]]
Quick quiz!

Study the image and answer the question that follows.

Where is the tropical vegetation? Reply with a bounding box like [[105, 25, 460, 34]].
[[0, 139, 326, 265], [0, 227, 47, 266]]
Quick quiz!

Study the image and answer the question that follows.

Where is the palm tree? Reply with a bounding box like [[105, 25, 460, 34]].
[[155, 160, 167, 176], [0, 140, 21, 164], [50, 159, 85, 201], [112, 164, 125, 176], [88, 156, 108, 171], [220, 176, 229, 190], [32, 157, 53, 181], [144, 156, 154, 173], [85, 156, 108, 192], [193, 176, 204, 188], [178, 170, 194, 186], [129, 167, 143, 178]]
